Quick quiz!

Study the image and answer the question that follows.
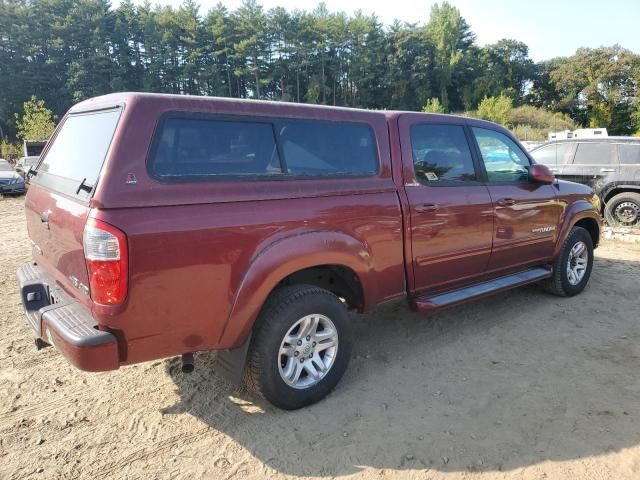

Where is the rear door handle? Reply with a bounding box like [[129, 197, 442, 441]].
[[414, 203, 438, 213], [599, 168, 616, 173], [496, 198, 516, 207]]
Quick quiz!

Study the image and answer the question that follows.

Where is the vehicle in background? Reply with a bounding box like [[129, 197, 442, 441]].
[[531, 138, 640, 227], [548, 128, 608, 141], [521, 141, 544, 151], [17, 93, 601, 409], [15, 156, 40, 177], [0, 160, 26, 196], [573, 128, 608, 138], [23, 140, 47, 158]]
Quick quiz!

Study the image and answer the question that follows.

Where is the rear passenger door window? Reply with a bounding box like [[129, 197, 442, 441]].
[[150, 118, 282, 179], [573, 143, 617, 165], [409, 124, 478, 183], [277, 120, 378, 176]]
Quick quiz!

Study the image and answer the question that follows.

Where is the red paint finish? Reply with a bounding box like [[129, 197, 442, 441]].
[[484, 183, 562, 271], [24, 186, 92, 309], [396, 113, 495, 292], [20, 93, 601, 371]]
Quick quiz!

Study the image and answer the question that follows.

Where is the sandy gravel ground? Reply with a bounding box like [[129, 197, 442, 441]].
[[1, 195, 640, 480]]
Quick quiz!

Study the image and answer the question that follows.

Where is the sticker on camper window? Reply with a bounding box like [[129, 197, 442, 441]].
[[425, 172, 439, 181]]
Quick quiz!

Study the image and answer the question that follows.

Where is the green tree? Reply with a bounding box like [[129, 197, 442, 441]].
[[422, 97, 445, 113], [15, 97, 56, 141], [425, 2, 474, 111], [472, 39, 534, 104], [550, 46, 640, 134], [0, 141, 22, 163], [476, 95, 513, 126]]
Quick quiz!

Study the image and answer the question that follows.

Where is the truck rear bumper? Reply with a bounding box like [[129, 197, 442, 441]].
[[16, 262, 120, 372]]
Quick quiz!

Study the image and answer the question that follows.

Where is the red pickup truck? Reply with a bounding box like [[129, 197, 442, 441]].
[[17, 93, 601, 409]]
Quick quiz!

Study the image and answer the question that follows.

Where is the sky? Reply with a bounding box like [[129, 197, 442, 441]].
[[120, 0, 640, 61]]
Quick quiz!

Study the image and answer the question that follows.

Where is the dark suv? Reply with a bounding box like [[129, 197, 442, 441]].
[[531, 138, 640, 227]]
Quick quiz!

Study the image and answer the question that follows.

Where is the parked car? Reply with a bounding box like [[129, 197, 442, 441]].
[[17, 93, 601, 409], [0, 160, 26, 196], [530, 138, 640, 227], [15, 156, 40, 177]]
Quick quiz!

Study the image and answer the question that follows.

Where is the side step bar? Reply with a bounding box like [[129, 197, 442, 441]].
[[412, 267, 552, 312]]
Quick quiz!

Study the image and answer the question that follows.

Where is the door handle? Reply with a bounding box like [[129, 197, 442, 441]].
[[599, 168, 616, 173], [496, 198, 516, 207], [414, 203, 438, 213]]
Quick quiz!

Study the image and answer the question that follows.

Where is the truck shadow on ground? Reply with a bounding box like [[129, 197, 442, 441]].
[[164, 255, 640, 476]]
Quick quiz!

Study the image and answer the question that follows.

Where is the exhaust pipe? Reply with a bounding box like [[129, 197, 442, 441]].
[[181, 353, 194, 373]]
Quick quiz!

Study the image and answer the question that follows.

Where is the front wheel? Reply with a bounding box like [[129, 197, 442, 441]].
[[244, 285, 352, 410], [542, 226, 594, 297]]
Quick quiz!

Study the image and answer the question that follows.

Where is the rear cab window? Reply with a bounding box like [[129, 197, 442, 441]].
[[148, 114, 379, 181], [34, 108, 122, 200]]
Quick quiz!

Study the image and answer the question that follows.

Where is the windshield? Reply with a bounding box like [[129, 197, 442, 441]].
[[34, 108, 121, 199]]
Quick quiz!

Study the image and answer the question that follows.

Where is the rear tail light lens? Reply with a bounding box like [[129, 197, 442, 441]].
[[83, 218, 128, 305]]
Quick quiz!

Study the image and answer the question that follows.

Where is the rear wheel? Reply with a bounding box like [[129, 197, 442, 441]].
[[605, 192, 640, 227], [245, 285, 352, 410], [542, 226, 594, 297]]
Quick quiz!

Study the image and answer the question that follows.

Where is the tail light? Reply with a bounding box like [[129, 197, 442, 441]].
[[83, 218, 128, 305]]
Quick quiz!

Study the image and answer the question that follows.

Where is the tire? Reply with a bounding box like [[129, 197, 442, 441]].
[[244, 284, 352, 410], [604, 192, 640, 227], [541, 226, 594, 297]]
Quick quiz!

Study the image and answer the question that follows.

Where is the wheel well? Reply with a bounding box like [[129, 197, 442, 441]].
[[603, 187, 640, 204], [276, 265, 364, 312], [574, 218, 600, 248]]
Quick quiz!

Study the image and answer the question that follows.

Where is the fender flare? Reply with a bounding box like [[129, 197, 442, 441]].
[[217, 230, 375, 348], [601, 183, 640, 202], [553, 200, 601, 258]]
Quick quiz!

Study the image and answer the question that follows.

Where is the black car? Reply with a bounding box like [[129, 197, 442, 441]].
[[531, 138, 640, 227], [0, 160, 26, 196]]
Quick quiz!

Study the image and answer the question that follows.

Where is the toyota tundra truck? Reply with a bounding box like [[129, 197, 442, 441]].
[[17, 93, 601, 409]]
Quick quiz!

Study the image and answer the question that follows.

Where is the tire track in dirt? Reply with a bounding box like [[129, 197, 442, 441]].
[[0, 390, 93, 429], [87, 428, 214, 479]]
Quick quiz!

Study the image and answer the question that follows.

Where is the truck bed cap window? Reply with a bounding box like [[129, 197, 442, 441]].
[[278, 120, 378, 176], [35, 108, 121, 199], [149, 115, 378, 181], [150, 118, 282, 179]]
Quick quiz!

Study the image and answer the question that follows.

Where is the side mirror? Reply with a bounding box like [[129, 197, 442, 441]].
[[529, 164, 555, 184]]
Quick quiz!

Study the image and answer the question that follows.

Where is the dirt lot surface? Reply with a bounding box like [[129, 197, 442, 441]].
[[2, 195, 640, 480]]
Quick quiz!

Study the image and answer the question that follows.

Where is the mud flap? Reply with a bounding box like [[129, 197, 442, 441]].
[[213, 334, 251, 385]]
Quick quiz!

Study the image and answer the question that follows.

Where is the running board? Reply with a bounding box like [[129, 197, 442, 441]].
[[412, 267, 552, 312]]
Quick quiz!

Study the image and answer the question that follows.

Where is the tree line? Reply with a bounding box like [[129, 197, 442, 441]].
[[1, 0, 639, 146]]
